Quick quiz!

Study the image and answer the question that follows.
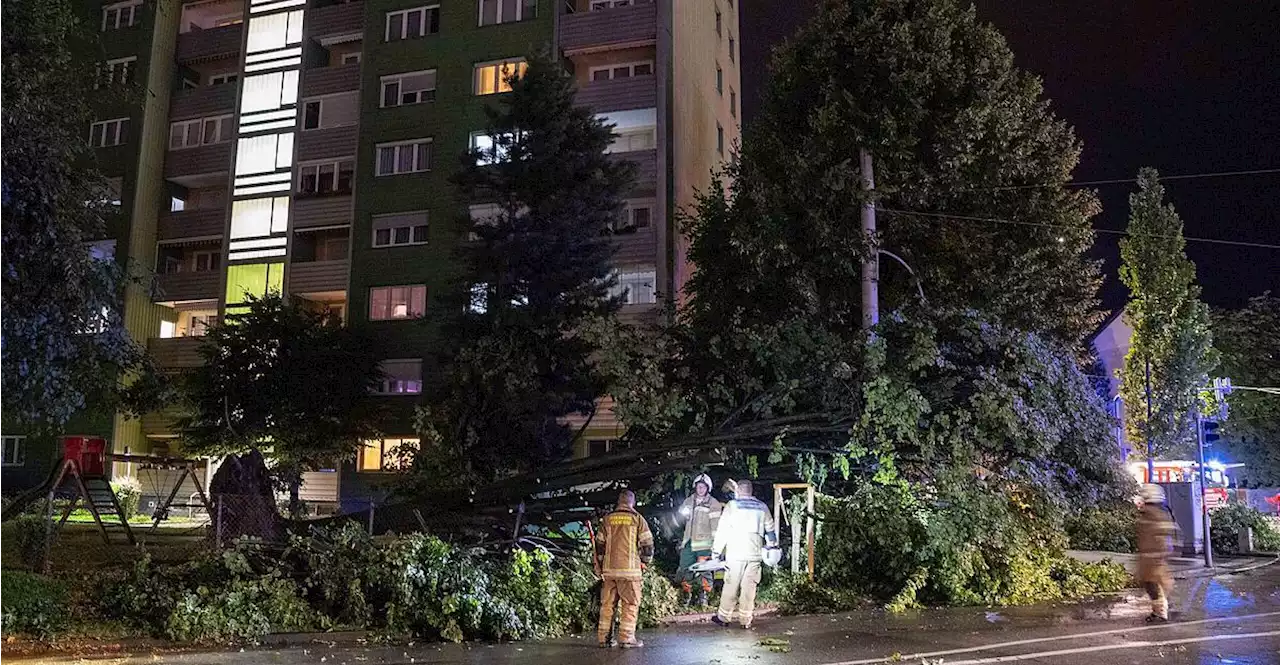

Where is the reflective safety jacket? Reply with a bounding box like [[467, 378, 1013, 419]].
[[712, 496, 777, 562], [680, 494, 723, 551], [596, 506, 655, 580]]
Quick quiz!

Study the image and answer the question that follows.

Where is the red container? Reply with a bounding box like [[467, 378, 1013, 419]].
[[62, 436, 108, 476]]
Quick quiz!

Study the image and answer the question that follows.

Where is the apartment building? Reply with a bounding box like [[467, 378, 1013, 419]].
[[66, 0, 740, 509]]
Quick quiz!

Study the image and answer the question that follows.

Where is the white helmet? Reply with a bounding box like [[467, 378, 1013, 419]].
[[762, 547, 783, 567], [1140, 483, 1166, 504], [692, 473, 713, 491]]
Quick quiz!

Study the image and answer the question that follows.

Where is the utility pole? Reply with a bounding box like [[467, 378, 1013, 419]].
[[860, 148, 878, 330], [1194, 409, 1213, 568], [1145, 357, 1154, 481]]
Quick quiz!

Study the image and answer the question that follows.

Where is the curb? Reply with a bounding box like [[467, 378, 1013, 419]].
[[1172, 554, 1280, 580], [661, 606, 778, 625]]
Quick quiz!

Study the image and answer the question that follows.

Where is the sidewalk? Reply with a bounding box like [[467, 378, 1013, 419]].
[[1067, 549, 1279, 579]]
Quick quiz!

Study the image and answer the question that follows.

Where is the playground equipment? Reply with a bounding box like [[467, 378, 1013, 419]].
[[1, 437, 213, 550]]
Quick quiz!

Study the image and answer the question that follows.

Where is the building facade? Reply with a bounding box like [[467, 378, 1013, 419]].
[[62, 0, 741, 508]]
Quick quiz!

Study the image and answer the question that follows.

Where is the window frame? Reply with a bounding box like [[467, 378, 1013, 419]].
[[169, 113, 232, 150], [588, 61, 654, 81], [371, 211, 430, 248], [90, 117, 130, 148], [715, 6, 722, 36], [605, 125, 656, 154], [1, 436, 26, 467], [191, 250, 221, 272], [102, 0, 141, 31], [478, 0, 536, 26], [716, 122, 725, 155], [379, 69, 438, 108], [301, 92, 359, 131], [730, 88, 737, 117], [729, 34, 736, 62], [209, 72, 239, 86], [384, 5, 440, 42], [374, 359, 423, 395], [98, 56, 137, 88], [611, 268, 658, 305], [341, 52, 362, 65], [473, 58, 527, 95], [716, 62, 723, 94], [357, 437, 419, 472], [368, 284, 428, 320], [296, 157, 355, 197], [612, 198, 655, 231], [375, 138, 433, 176]]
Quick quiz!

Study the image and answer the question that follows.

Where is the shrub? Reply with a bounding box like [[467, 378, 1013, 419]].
[[772, 572, 866, 615], [1, 571, 70, 638], [111, 477, 143, 521], [9, 514, 49, 569], [1065, 503, 1138, 553], [1211, 504, 1280, 555], [1049, 557, 1132, 597], [638, 562, 681, 628]]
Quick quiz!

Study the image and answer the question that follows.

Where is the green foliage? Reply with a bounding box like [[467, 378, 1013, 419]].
[[771, 572, 867, 615], [164, 570, 318, 642], [1119, 168, 1217, 459], [178, 293, 385, 477], [1049, 558, 1132, 597], [1065, 503, 1139, 553], [112, 477, 142, 521], [9, 514, 50, 569], [1210, 503, 1280, 555], [431, 51, 636, 479], [1213, 295, 1280, 485], [1, 571, 70, 638], [638, 563, 681, 629]]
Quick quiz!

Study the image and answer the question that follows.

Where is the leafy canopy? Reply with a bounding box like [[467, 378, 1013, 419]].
[[1212, 294, 1280, 484], [178, 294, 384, 474], [1118, 168, 1217, 458]]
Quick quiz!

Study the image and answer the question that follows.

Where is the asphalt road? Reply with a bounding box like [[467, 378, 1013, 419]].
[[28, 565, 1280, 665]]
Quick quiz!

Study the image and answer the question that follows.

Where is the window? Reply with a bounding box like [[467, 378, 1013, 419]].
[[372, 211, 429, 247], [376, 359, 423, 395], [385, 5, 440, 41], [376, 139, 432, 176], [302, 93, 358, 130], [358, 437, 419, 472], [606, 126, 655, 153], [98, 57, 137, 88], [715, 6, 722, 36], [729, 35, 736, 62], [102, 0, 141, 30], [730, 89, 737, 117], [470, 131, 515, 165], [611, 268, 656, 304], [169, 114, 232, 150], [590, 0, 640, 9], [1, 436, 26, 466], [90, 118, 129, 147], [341, 52, 362, 65], [380, 70, 437, 107], [716, 63, 723, 94], [194, 250, 221, 272], [479, 0, 535, 25], [612, 199, 654, 231], [716, 122, 724, 155], [474, 59, 527, 95], [297, 159, 355, 196], [170, 196, 186, 212], [369, 285, 426, 320], [589, 61, 653, 81], [209, 72, 238, 86]]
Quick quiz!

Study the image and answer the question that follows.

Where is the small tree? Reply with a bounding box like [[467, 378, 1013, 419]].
[[430, 51, 635, 479], [179, 294, 384, 511], [1119, 168, 1217, 460], [1213, 294, 1280, 484]]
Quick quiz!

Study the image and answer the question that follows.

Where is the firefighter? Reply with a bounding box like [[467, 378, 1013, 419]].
[[676, 473, 723, 607], [710, 479, 777, 629], [1137, 483, 1176, 623], [595, 489, 654, 648]]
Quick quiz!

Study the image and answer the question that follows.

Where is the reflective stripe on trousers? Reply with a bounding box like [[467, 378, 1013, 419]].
[[717, 560, 762, 627]]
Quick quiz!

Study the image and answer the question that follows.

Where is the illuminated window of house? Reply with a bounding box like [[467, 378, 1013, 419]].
[[224, 262, 285, 314], [609, 268, 656, 305], [474, 59, 527, 95], [369, 285, 427, 320], [358, 438, 419, 472], [612, 199, 653, 232], [376, 359, 423, 394]]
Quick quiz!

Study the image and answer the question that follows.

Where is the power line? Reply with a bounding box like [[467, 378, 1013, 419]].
[[974, 168, 1280, 191], [876, 207, 1280, 250]]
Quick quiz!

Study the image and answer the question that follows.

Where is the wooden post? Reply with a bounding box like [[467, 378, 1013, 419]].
[[806, 486, 816, 580]]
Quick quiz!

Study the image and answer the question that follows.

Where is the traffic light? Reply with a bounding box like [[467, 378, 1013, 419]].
[[1202, 420, 1222, 446]]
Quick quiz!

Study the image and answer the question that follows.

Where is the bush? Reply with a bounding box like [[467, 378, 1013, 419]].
[[111, 477, 142, 521], [1211, 504, 1280, 555], [771, 572, 866, 615], [9, 514, 49, 569], [1, 571, 70, 638], [638, 563, 681, 628], [1049, 557, 1132, 597], [1066, 503, 1138, 553]]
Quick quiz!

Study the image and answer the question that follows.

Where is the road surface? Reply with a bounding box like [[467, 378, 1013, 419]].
[[25, 565, 1280, 664]]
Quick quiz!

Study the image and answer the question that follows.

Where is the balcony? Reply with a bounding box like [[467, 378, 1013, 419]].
[[158, 207, 225, 241], [148, 336, 206, 370], [293, 195, 353, 229], [614, 227, 658, 264], [298, 125, 358, 161], [176, 24, 243, 64], [609, 149, 657, 193], [560, 2, 657, 55], [170, 84, 236, 121], [574, 75, 656, 113], [309, 1, 364, 41], [164, 142, 232, 183], [288, 259, 349, 295], [155, 270, 221, 303], [302, 63, 361, 97]]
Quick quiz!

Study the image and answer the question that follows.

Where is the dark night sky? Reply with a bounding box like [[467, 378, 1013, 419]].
[[740, 0, 1280, 311]]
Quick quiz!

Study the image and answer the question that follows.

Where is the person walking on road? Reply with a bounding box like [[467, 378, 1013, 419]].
[[710, 479, 777, 629], [595, 489, 655, 648], [676, 473, 723, 607], [1137, 483, 1176, 623]]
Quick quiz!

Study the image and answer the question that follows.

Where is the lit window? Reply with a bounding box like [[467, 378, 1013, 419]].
[[474, 59, 527, 95], [385, 6, 440, 41], [224, 262, 285, 310], [235, 133, 293, 175], [246, 10, 304, 53], [479, 0, 536, 25], [90, 118, 130, 147], [380, 70, 437, 107], [1, 436, 26, 466], [102, 0, 141, 31], [375, 139, 433, 176], [369, 285, 427, 320], [230, 197, 289, 239], [98, 57, 137, 88], [470, 131, 516, 165], [358, 438, 419, 472], [610, 268, 657, 305], [372, 211, 429, 247], [376, 359, 423, 395], [301, 92, 359, 130], [606, 126, 656, 153], [589, 61, 653, 81], [297, 159, 354, 196], [240, 71, 300, 114]]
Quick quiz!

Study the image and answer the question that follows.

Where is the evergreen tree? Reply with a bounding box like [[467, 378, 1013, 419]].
[[430, 52, 635, 479], [1212, 294, 1279, 484], [1118, 168, 1216, 460]]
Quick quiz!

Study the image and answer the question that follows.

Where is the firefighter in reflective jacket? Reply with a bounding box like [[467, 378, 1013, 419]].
[[595, 489, 654, 648], [710, 479, 777, 629], [676, 473, 723, 606]]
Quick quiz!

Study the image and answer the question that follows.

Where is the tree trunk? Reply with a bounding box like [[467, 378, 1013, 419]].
[[208, 450, 284, 542]]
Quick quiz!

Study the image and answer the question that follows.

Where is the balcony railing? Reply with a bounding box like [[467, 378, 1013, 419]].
[[148, 336, 205, 369], [308, 1, 364, 40], [288, 259, 349, 294], [164, 142, 232, 180], [170, 84, 237, 121], [155, 270, 221, 303], [157, 207, 225, 241], [293, 195, 353, 229], [297, 125, 358, 161], [574, 74, 656, 113], [609, 148, 657, 193], [302, 63, 361, 97], [560, 2, 657, 54], [176, 24, 243, 63]]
